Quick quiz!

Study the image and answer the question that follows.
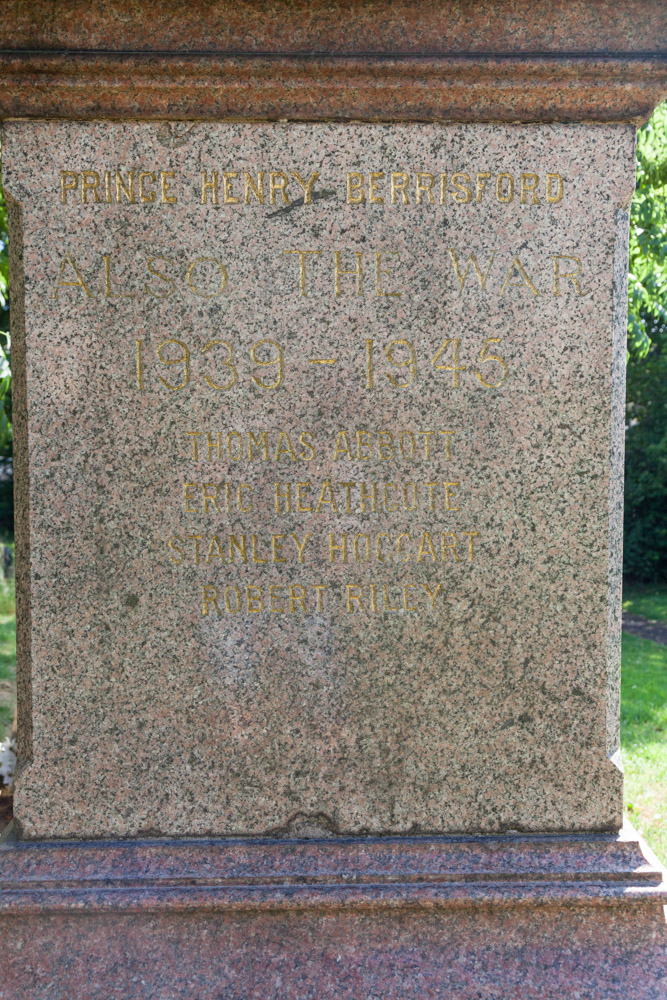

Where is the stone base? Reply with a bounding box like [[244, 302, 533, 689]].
[[1, 824, 665, 999]]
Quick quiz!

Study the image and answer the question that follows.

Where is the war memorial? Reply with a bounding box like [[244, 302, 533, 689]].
[[0, 2, 666, 997]]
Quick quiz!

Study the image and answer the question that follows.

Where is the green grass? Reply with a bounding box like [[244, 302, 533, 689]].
[[623, 583, 667, 625], [621, 632, 667, 864], [0, 543, 14, 741]]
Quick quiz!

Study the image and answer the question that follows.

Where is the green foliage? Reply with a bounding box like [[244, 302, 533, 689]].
[[0, 143, 10, 459], [628, 102, 667, 359], [624, 103, 667, 582]]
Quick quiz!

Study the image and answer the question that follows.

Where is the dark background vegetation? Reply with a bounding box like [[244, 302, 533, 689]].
[[625, 103, 667, 582]]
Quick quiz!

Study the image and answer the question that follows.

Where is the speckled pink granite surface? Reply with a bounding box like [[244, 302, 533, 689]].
[[3, 121, 634, 840], [0, 828, 665, 1000]]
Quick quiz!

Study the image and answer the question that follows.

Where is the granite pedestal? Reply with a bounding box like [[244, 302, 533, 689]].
[[0, 3, 666, 998]]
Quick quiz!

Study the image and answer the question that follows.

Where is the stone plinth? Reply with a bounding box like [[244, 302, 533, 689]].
[[2, 120, 634, 841], [0, 827, 666, 999], [0, 2, 666, 997]]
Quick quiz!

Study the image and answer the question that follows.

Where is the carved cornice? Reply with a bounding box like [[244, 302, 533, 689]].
[[0, 2, 666, 124]]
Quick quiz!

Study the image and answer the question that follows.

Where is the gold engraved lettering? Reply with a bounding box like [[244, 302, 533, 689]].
[[275, 432, 297, 461], [275, 482, 291, 513], [201, 341, 237, 390], [391, 172, 409, 204], [138, 171, 156, 203], [168, 536, 184, 564], [291, 170, 320, 204], [207, 432, 223, 459], [272, 535, 286, 563], [462, 531, 479, 561], [115, 171, 136, 204], [450, 173, 472, 203], [415, 172, 435, 204], [360, 482, 378, 513], [403, 483, 418, 511], [369, 172, 385, 203], [354, 534, 370, 562], [475, 172, 491, 202], [383, 586, 400, 612], [333, 431, 353, 461], [384, 484, 398, 511], [329, 534, 349, 563], [103, 255, 135, 299], [417, 532, 437, 562], [346, 584, 364, 611], [346, 172, 365, 203], [183, 484, 199, 513], [157, 340, 190, 390], [291, 534, 311, 562], [81, 170, 102, 204], [238, 485, 253, 512], [244, 172, 265, 204], [546, 173, 564, 203], [61, 171, 79, 203], [187, 258, 228, 298], [551, 255, 586, 296], [447, 249, 494, 292], [135, 340, 144, 390], [384, 340, 417, 387], [247, 585, 264, 613], [335, 251, 364, 296], [441, 533, 461, 561], [201, 171, 219, 204], [422, 582, 442, 609], [375, 252, 401, 297], [202, 484, 221, 514], [202, 585, 221, 616], [223, 172, 239, 204], [160, 171, 177, 204], [207, 536, 226, 563], [443, 482, 460, 511], [188, 535, 204, 564], [290, 585, 307, 613], [225, 586, 241, 613], [379, 431, 394, 460], [404, 584, 418, 612], [269, 171, 290, 205], [357, 430, 372, 460], [283, 250, 321, 297], [420, 430, 435, 459], [474, 339, 508, 387], [296, 482, 312, 512], [270, 585, 284, 613], [145, 257, 175, 298], [499, 257, 540, 296], [316, 480, 338, 513], [376, 533, 390, 562], [186, 432, 201, 460], [431, 338, 467, 386], [439, 429, 454, 459], [496, 173, 514, 202], [229, 536, 247, 563], [250, 341, 284, 389], [51, 254, 93, 298], [249, 431, 268, 461], [312, 584, 326, 612], [251, 535, 268, 564], [520, 173, 540, 205], [399, 432, 415, 458]]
